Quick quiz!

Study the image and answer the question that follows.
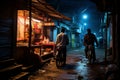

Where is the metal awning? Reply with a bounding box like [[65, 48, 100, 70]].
[[31, 0, 71, 21]]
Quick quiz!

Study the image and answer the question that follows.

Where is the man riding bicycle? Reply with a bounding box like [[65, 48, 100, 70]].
[[83, 28, 98, 62], [55, 27, 69, 66]]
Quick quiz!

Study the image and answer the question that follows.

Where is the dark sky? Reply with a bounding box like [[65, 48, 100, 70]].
[[46, 0, 104, 33]]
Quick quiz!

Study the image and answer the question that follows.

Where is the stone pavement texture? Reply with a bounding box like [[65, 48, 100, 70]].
[[28, 48, 107, 80]]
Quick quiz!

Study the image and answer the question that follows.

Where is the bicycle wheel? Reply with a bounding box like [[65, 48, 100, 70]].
[[56, 51, 64, 68], [87, 50, 92, 64]]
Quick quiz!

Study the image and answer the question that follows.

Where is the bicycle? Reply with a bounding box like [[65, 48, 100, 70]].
[[55, 46, 66, 68], [87, 45, 94, 64]]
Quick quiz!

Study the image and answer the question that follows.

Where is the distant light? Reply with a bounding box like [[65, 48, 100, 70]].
[[83, 23, 87, 26], [83, 14, 88, 19], [94, 32, 96, 35]]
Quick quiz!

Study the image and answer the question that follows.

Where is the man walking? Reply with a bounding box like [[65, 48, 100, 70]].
[[56, 27, 69, 66]]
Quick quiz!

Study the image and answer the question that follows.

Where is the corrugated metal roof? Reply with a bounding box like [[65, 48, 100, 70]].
[[31, 0, 71, 21]]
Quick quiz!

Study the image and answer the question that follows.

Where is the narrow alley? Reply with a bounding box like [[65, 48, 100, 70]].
[[0, 0, 120, 80], [28, 47, 107, 80]]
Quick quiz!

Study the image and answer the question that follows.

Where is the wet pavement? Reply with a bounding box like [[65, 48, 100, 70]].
[[28, 47, 107, 80]]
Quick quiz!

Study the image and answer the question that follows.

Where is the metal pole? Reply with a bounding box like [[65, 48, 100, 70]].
[[29, 0, 32, 48], [105, 12, 108, 62]]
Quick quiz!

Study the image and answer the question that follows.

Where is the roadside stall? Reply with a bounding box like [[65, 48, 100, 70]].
[[0, 0, 71, 78], [14, 0, 71, 66], [16, 10, 56, 66]]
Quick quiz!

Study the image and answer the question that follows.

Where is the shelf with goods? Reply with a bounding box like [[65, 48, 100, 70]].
[[33, 42, 55, 63]]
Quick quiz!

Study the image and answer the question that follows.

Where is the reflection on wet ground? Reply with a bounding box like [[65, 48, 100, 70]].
[[28, 48, 106, 80]]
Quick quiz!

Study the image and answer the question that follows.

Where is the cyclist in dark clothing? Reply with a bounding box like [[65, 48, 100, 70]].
[[84, 28, 98, 62]]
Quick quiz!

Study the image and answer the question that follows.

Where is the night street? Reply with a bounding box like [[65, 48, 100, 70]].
[[0, 0, 120, 80], [28, 47, 106, 80]]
